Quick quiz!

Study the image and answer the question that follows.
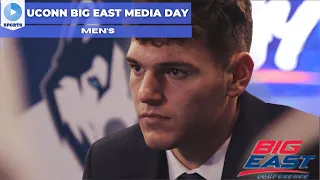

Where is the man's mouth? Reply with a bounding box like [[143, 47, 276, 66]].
[[139, 112, 170, 124]]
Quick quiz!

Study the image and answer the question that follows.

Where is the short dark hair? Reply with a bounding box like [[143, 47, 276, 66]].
[[133, 0, 253, 69]]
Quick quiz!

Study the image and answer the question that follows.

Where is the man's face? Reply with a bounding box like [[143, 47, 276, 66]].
[[127, 39, 229, 150]]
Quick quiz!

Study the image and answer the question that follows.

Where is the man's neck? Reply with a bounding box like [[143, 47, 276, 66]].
[[171, 98, 240, 170]]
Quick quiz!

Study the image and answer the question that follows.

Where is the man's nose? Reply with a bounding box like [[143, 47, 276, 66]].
[[138, 72, 164, 106]]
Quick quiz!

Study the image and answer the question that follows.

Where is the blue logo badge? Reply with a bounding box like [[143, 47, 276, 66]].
[[4, 3, 22, 21]]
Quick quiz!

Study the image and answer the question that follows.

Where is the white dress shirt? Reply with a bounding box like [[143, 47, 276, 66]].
[[166, 137, 231, 180]]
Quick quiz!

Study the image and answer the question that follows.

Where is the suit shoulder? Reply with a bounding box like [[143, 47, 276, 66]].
[[264, 103, 319, 179], [264, 103, 319, 147], [265, 102, 319, 121]]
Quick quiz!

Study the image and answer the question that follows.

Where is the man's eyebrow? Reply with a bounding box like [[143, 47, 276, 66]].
[[125, 56, 199, 70], [155, 61, 199, 70], [125, 57, 137, 63]]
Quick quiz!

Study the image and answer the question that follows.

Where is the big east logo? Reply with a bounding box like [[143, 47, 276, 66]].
[[238, 140, 316, 179]]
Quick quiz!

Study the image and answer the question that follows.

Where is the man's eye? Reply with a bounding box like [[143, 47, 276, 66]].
[[133, 65, 141, 72], [130, 65, 145, 75], [167, 69, 188, 79]]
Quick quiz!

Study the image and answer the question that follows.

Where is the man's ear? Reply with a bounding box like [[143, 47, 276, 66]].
[[227, 52, 254, 98]]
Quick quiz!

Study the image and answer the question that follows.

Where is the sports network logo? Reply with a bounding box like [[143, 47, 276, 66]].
[[0, 0, 25, 30]]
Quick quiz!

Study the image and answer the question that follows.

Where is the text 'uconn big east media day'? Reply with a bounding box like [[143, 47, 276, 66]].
[[26, 8, 189, 35], [0, 1, 191, 38]]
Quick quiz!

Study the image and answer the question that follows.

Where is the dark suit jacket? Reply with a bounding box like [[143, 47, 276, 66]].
[[83, 91, 319, 179]]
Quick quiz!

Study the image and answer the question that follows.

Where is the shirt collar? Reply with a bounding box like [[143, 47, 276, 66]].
[[166, 136, 231, 180]]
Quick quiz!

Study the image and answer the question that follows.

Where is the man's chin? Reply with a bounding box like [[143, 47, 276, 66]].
[[142, 132, 176, 150]]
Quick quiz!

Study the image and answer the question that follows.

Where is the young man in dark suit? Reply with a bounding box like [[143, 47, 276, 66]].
[[83, 0, 319, 179]]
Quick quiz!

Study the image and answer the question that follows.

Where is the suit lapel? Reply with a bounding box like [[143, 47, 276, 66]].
[[125, 124, 169, 179], [222, 91, 269, 179]]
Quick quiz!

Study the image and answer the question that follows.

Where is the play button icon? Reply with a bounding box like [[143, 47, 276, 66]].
[[4, 3, 22, 21], [11, 9, 17, 16]]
